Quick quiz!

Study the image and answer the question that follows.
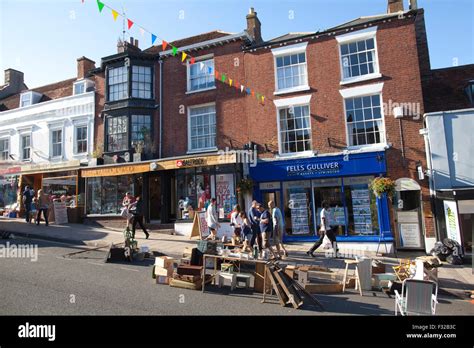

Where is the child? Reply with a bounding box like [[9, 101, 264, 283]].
[[30, 197, 38, 224]]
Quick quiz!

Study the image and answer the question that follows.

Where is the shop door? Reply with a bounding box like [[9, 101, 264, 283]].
[[261, 190, 281, 211], [394, 178, 424, 250], [149, 175, 161, 221]]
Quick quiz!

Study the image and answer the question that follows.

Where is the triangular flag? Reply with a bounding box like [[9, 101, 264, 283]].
[[127, 19, 134, 30], [251, 90, 255, 97], [256, 93, 260, 100], [97, 0, 105, 12], [112, 9, 119, 21], [234, 81, 239, 89], [162, 40, 168, 51], [172, 46, 178, 56], [151, 34, 157, 45], [208, 67, 212, 74], [241, 85, 245, 93], [215, 70, 219, 79], [246, 88, 251, 95], [199, 62, 205, 71], [190, 57, 195, 65], [139, 28, 145, 36], [181, 52, 187, 62], [261, 96, 265, 103], [228, 79, 233, 86], [221, 74, 226, 83]]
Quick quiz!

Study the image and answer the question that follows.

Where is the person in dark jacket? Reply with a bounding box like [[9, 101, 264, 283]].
[[22, 185, 33, 223], [129, 196, 149, 239], [248, 200, 262, 251]]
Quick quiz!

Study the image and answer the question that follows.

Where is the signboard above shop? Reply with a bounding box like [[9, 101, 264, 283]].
[[249, 151, 386, 182]]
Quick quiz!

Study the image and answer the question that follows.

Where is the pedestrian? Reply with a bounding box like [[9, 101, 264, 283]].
[[239, 211, 253, 252], [22, 185, 33, 223], [258, 203, 279, 259], [129, 195, 149, 239], [30, 197, 38, 224], [205, 198, 220, 240], [230, 204, 242, 244], [248, 200, 262, 251], [36, 189, 49, 226], [306, 201, 339, 257], [121, 192, 135, 228], [268, 200, 288, 258]]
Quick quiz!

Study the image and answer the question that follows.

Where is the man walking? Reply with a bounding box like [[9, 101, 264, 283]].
[[205, 197, 220, 240], [22, 185, 33, 223], [248, 200, 262, 252], [268, 200, 288, 258], [307, 201, 339, 257], [129, 196, 149, 239], [258, 203, 278, 259]]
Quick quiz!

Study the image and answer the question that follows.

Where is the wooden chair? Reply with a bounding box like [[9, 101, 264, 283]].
[[395, 279, 438, 316], [392, 259, 414, 281]]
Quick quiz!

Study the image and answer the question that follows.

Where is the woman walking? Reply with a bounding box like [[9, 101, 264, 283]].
[[36, 189, 49, 226]]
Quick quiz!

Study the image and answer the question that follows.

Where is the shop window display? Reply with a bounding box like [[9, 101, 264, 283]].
[[313, 178, 347, 235], [86, 176, 136, 215], [283, 180, 313, 236], [0, 176, 19, 208], [42, 176, 77, 208]]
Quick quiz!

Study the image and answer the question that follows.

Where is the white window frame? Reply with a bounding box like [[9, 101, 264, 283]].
[[272, 42, 310, 95], [19, 132, 32, 161], [186, 55, 216, 94], [0, 137, 10, 161], [19, 92, 32, 108], [273, 94, 313, 157], [49, 125, 64, 160], [339, 83, 387, 150], [336, 26, 382, 85], [73, 81, 86, 95], [187, 102, 217, 154], [73, 123, 88, 155]]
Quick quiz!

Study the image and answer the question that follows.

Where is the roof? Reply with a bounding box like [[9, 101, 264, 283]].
[[0, 77, 76, 112], [266, 32, 313, 44], [144, 30, 234, 55]]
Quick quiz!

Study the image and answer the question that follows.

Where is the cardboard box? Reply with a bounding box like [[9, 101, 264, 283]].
[[155, 256, 174, 269], [154, 265, 174, 277], [156, 276, 170, 285], [177, 264, 203, 276]]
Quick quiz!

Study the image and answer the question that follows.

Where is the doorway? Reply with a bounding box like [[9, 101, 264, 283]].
[[149, 175, 161, 221], [261, 190, 281, 211], [394, 178, 425, 250]]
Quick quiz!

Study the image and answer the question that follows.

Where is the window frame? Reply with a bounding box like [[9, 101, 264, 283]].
[[186, 55, 215, 94], [187, 102, 217, 154], [131, 65, 153, 99], [340, 84, 387, 150], [20, 133, 32, 161], [74, 124, 88, 155], [272, 42, 310, 95], [50, 127, 64, 159], [19, 92, 32, 108], [106, 65, 129, 102], [336, 27, 381, 85], [0, 138, 9, 161], [105, 115, 129, 153], [276, 103, 313, 156], [131, 114, 152, 144]]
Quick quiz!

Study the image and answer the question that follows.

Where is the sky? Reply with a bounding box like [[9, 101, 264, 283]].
[[0, 0, 473, 88]]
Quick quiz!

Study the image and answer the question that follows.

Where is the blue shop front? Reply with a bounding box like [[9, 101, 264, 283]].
[[249, 151, 392, 246]]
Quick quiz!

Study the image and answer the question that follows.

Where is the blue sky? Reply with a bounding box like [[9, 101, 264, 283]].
[[0, 0, 472, 88]]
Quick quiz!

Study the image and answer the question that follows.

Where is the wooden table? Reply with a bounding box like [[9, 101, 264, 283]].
[[201, 254, 270, 300]]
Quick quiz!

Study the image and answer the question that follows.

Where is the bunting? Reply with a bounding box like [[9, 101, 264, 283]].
[[87, 0, 265, 104]]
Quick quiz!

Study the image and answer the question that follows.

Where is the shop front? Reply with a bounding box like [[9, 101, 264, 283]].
[[0, 166, 21, 217], [249, 151, 392, 249]]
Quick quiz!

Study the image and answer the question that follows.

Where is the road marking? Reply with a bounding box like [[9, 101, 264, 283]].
[[119, 267, 139, 272]]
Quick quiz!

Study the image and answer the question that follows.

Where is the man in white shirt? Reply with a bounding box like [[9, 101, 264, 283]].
[[306, 201, 339, 257], [205, 198, 220, 240]]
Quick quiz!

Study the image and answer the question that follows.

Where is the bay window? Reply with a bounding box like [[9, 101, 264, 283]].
[[107, 66, 128, 101], [106, 115, 128, 152], [132, 66, 152, 99], [131, 115, 151, 142]]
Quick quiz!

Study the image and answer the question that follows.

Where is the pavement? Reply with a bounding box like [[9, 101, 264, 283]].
[[1, 217, 473, 302]]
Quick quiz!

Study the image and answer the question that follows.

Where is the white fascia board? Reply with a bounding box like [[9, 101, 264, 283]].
[[273, 94, 312, 108], [336, 26, 378, 44], [339, 82, 384, 98], [271, 42, 308, 56]]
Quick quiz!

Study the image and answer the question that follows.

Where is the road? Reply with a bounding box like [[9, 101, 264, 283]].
[[0, 237, 471, 316]]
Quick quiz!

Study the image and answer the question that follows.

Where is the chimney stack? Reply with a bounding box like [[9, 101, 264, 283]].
[[246, 7, 262, 44], [409, 0, 418, 10], [77, 57, 96, 79], [4, 69, 24, 86], [387, 0, 404, 13]]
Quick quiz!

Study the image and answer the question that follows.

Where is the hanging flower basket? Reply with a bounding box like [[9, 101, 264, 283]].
[[369, 177, 395, 198], [236, 178, 254, 193]]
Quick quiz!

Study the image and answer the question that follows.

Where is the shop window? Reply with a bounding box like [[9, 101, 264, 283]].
[[278, 104, 312, 154], [188, 104, 216, 152], [132, 66, 152, 99], [0, 175, 19, 208], [283, 180, 313, 236], [42, 176, 78, 207], [0, 139, 9, 160], [107, 66, 128, 102], [345, 94, 385, 147], [313, 178, 346, 235], [215, 173, 236, 218], [86, 176, 136, 215], [106, 115, 128, 152], [343, 176, 379, 235]]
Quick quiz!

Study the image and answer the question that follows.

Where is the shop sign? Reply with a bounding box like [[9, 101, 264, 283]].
[[443, 200, 462, 244], [0, 166, 21, 176], [286, 161, 340, 177], [81, 163, 150, 178], [176, 158, 206, 168], [259, 182, 281, 190], [21, 160, 81, 174], [53, 201, 68, 225], [399, 223, 422, 248]]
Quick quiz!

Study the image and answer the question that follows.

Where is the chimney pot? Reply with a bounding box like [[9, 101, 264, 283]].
[[387, 0, 404, 13], [246, 7, 262, 43], [409, 0, 418, 10]]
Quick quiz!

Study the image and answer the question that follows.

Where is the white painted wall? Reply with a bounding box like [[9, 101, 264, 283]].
[[0, 91, 95, 165]]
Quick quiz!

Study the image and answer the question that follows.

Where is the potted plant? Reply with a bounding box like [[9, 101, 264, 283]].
[[237, 177, 254, 194], [369, 177, 396, 199], [90, 145, 104, 165]]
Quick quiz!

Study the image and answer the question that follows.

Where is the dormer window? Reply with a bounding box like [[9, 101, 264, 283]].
[[19, 91, 42, 108], [73, 79, 95, 95], [20, 92, 32, 107]]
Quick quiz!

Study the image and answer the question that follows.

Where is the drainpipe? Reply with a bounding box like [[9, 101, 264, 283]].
[[159, 59, 163, 159]]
